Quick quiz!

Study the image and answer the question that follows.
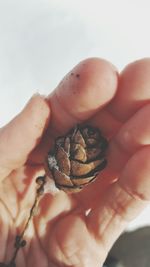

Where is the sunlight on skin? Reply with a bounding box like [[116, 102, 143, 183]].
[[0, 58, 150, 266]]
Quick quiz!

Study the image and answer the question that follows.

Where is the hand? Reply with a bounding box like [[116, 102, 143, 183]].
[[0, 58, 150, 267]]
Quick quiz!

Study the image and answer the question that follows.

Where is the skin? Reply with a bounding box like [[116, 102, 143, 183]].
[[0, 57, 150, 267]]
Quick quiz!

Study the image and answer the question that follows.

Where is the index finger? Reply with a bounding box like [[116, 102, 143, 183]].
[[50, 58, 118, 134]]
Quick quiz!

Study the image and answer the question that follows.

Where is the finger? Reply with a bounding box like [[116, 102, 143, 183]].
[[0, 94, 50, 180], [108, 58, 150, 122], [49, 58, 118, 134], [76, 102, 150, 211], [31, 58, 118, 163], [87, 146, 150, 252], [87, 59, 150, 139], [108, 103, 150, 175]]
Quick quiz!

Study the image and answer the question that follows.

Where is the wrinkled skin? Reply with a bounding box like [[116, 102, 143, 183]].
[[0, 58, 150, 267]]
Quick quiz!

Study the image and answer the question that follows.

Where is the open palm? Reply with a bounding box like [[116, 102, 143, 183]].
[[0, 58, 150, 267]]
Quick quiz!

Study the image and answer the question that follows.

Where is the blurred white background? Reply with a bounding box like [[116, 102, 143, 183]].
[[0, 0, 150, 230]]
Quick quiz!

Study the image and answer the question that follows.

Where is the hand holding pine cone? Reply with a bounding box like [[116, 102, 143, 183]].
[[46, 125, 108, 193]]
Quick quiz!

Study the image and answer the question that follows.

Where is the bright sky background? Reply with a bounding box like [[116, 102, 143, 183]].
[[0, 0, 150, 230]]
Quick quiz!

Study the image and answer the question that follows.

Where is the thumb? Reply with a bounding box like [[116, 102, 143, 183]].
[[0, 94, 50, 181]]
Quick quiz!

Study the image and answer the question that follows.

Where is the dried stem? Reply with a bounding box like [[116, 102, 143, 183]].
[[5, 175, 46, 267]]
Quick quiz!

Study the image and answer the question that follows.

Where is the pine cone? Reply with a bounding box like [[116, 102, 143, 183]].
[[45, 125, 108, 193]]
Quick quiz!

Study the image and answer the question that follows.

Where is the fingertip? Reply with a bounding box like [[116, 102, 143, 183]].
[[120, 57, 150, 95], [122, 57, 150, 74], [58, 57, 118, 110], [23, 93, 51, 131], [108, 57, 150, 121], [49, 58, 118, 133], [77, 57, 118, 102]]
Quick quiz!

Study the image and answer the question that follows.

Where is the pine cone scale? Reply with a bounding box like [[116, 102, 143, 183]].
[[70, 159, 105, 176], [72, 129, 86, 147], [64, 137, 70, 154], [56, 146, 70, 175], [53, 168, 73, 186], [71, 143, 87, 162], [86, 148, 103, 161]]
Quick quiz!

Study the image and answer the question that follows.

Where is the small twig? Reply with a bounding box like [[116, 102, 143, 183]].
[[7, 175, 46, 267]]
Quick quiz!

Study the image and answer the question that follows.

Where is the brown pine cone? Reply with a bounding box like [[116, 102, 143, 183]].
[[45, 125, 108, 193]]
